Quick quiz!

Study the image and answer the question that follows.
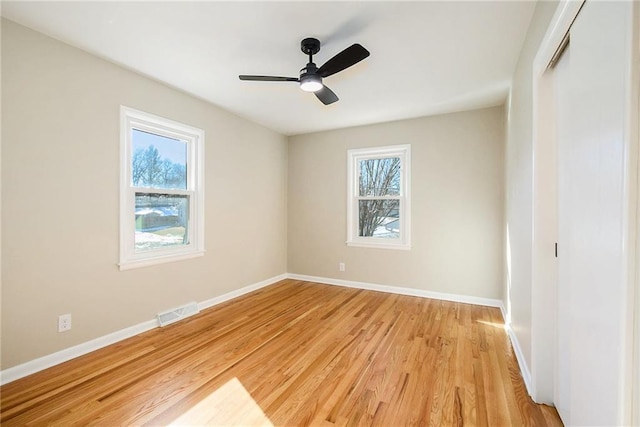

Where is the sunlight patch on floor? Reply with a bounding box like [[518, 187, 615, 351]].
[[168, 377, 274, 426], [476, 320, 506, 329]]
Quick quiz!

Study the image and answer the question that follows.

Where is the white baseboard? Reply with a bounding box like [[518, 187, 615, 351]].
[[0, 319, 158, 386], [198, 274, 287, 311], [286, 273, 503, 308], [499, 304, 534, 397], [0, 273, 286, 386]]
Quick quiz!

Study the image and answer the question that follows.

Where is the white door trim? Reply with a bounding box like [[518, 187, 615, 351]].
[[631, 4, 640, 424]]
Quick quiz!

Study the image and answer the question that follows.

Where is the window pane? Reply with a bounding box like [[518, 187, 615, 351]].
[[135, 193, 189, 251], [358, 199, 400, 238], [132, 129, 187, 190], [359, 157, 401, 197]]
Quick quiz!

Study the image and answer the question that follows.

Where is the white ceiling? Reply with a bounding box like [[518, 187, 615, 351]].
[[2, 1, 536, 136]]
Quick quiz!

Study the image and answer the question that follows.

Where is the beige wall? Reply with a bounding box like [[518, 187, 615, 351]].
[[504, 0, 558, 372], [1, 20, 288, 369], [288, 107, 505, 299]]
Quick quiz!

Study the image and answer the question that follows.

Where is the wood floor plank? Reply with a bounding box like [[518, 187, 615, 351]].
[[0, 279, 563, 426]]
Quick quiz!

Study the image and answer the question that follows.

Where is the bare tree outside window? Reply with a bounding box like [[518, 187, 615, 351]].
[[358, 157, 401, 237], [131, 145, 186, 189]]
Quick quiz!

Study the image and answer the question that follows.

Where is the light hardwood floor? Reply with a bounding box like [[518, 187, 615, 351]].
[[1, 279, 562, 426]]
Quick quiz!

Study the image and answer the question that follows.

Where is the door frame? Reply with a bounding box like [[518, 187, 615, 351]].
[[632, 5, 640, 423], [529, 0, 584, 405]]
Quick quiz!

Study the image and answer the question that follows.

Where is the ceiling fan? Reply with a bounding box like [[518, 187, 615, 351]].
[[239, 37, 370, 105]]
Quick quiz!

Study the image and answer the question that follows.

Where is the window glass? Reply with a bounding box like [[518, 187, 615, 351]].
[[131, 129, 187, 190], [134, 193, 189, 251], [358, 157, 401, 196], [358, 199, 400, 238]]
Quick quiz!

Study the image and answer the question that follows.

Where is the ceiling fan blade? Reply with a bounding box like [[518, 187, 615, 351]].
[[317, 44, 370, 78], [315, 85, 339, 105], [239, 75, 299, 82]]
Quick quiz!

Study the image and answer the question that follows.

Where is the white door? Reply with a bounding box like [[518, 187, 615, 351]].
[[554, 1, 632, 425]]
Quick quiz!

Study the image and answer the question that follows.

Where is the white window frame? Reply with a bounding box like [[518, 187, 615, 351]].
[[347, 144, 411, 250], [119, 106, 205, 270]]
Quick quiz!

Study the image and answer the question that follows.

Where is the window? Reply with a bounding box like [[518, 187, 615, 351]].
[[347, 145, 411, 249], [120, 107, 204, 270]]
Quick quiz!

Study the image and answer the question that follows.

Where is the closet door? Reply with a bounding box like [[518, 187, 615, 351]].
[[554, 1, 631, 425]]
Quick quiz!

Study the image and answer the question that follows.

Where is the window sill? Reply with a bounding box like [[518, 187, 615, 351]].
[[346, 241, 411, 251], [119, 250, 205, 271]]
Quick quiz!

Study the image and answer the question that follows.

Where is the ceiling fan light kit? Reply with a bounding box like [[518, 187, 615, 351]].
[[239, 37, 370, 105], [299, 68, 323, 92]]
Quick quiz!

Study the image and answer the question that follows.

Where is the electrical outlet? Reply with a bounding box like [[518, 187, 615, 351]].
[[58, 314, 72, 332], [339, 262, 346, 272]]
